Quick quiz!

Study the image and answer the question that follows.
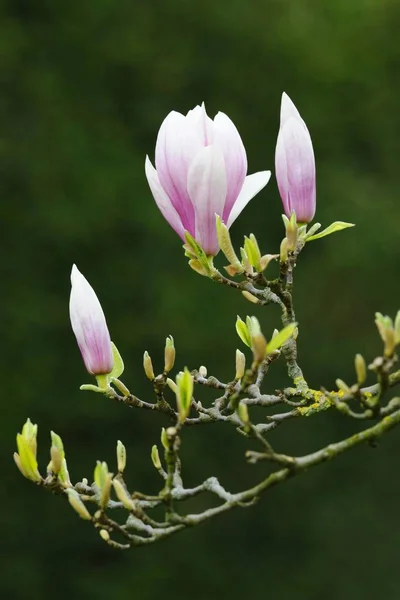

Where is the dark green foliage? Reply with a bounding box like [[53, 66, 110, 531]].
[[2, 0, 400, 598]]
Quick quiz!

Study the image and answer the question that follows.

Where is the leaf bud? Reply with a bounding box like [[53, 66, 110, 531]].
[[354, 354, 367, 385], [143, 351, 155, 381], [164, 335, 175, 373], [113, 478, 135, 510], [235, 349, 246, 380], [66, 489, 92, 520], [116, 440, 126, 474], [151, 445, 162, 470]]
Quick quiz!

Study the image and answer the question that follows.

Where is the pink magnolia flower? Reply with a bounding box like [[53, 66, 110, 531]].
[[275, 93, 316, 223], [69, 265, 114, 375], [145, 104, 271, 256]]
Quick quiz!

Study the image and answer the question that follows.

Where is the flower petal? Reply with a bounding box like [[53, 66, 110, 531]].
[[227, 171, 271, 228], [281, 117, 316, 222], [187, 145, 227, 255], [155, 111, 200, 231], [145, 157, 186, 239], [214, 112, 247, 222], [280, 92, 304, 127]]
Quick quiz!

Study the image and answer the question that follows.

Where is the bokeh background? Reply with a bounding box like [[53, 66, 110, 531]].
[[2, 0, 400, 598]]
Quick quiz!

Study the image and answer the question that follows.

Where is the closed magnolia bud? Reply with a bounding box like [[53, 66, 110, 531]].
[[164, 336, 176, 373], [275, 93, 316, 224], [235, 349, 246, 380], [143, 351, 155, 380], [99, 529, 110, 542], [69, 265, 114, 376]]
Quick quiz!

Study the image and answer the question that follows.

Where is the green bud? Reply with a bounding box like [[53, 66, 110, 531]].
[[116, 440, 126, 474], [354, 354, 367, 385], [247, 316, 267, 363], [237, 401, 249, 425], [216, 215, 243, 272], [242, 290, 259, 304], [99, 529, 110, 542], [236, 316, 251, 347], [266, 323, 297, 354], [161, 427, 169, 450], [243, 234, 261, 270], [16, 429, 41, 483], [59, 457, 72, 487], [280, 237, 289, 263], [188, 259, 209, 277], [199, 365, 207, 377], [235, 349, 246, 380], [50, 446, 63, 475], [240, 246, 253, 275], [166, 377, 178, 394], [151, 445, 162, 470], [259, 254, 279, 272], [109, 342, 125, 379], [94, 461, 113, 509], [164, 335, 176, 373], [110, 377, 131, 396], [66, 489, 92, 520], [22, 418, 38, 458], [113, 478, 135, 510], [336, 379, 351, 394], [395, 310, 400, 345], [282, 212, 298, 251], [375, 312, 396, 357], [176, 367, 194, 423], [143, 351, 155, 381]]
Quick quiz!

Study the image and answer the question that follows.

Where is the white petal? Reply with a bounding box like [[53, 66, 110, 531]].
[[187, 145, 227, 255], [145, 157, 186, 239], [155, 111, 199, 231], [213, 112, 247, 221], [227, 171, 271, 228]]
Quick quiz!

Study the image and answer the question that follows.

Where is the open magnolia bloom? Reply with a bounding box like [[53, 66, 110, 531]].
[[145, 104, 271, 256], [275, 92, 316, 224]]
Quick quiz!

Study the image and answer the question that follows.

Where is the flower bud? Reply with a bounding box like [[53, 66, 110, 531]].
[[275, 93, 316, 224], [69, 265, 114, 376]]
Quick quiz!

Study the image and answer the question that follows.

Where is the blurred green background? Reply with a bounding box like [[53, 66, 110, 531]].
[[2, 0, 400, 598]]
